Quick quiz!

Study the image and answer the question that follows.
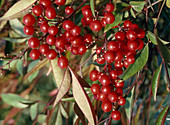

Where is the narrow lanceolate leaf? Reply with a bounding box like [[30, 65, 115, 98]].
[[0, 0, 37, 21], [53, 68, 71, 108], [24, 59, 49, 80], [121, 44, 149, 81], [130, 8, 136, 18], [147, 31, 169, 45], [104, 13, 123, 32], [90, 0, 95, 17], [30, 103, 38, 120], [156, 36, 170, 64], [55, 108, 62, 125], [152, 64, 162, 101], [60, 103, 69, 119], [125, 86, 135, 123], [166, 0, 170, 8], [2, 37, 28, 43], [1, 93, 29, 108], [51, 58, 65, 88], [74, 103, 86, 125], [68, 67, 96, 125], [129, 1, 145, 12], [156, 106, 169, 125]]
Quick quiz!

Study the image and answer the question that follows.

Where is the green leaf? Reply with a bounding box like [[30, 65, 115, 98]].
[[130, 1, 145, 12], [74, 103, 86, 125], [37, 114, 47, 123], [55, 108, 62, 125], [2, 37, 28, 43], [152, 63, 162, 101], [90, 0, 95, 17], [51, 58, 65, 88], [166, 0, 170, 8], [121, 44, 149, 81], [61, 97, 75, 102], [104, 13, 123, 32], [53, 68, 71, 107], [124, 11, 129, 18], [30, 103, 38, 120], [60, 103, 69, 119], [130, 8, 136, 18], [0, 0, 4, 8], [125, 86, 135, 122], [1, 60, 17, 69], [16, 59, 23, 76], [68, 67, 96, 125], [156, 36, 170, 64], [1, 93, 29, 108], [156, 106, 169, 125], [0, 0, 37, 21], [147, 31, 169, 45]]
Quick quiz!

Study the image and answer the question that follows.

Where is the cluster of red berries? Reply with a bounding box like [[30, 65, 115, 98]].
[[90, 20, 145, 120], [81, 3, 115, 31]]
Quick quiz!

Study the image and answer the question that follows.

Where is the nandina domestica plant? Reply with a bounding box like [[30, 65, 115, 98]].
[[0, 0, 169, 125]]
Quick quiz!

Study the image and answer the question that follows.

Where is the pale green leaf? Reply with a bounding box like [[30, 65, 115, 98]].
[[156, 106, 169, 125], [166, 0, 170, 8], [55, 108, 62, 125], [38, 114, 47, 123], [130, 8, 136, 18], [130, 1, 145, 12], [30, 103, 38, 120], [90, 0, 95, 17], [60, 103, 69, 119]]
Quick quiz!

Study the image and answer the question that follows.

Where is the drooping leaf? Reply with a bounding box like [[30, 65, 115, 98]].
[[2, 37, 28, 43], [104, 13, 123, 32], [60, 103, 69, 119], [0, 0, 37, 21], [53, 68, 71, 107], [55, 108, 62, 125], [166, 0, 170, 8], [1, 93, 29, 108], [16, 59, 23, 76], [156, 106, 169, 125], [152, 63, 162, 101], [90, 0, 95, 17], [124, 11, 129, 18], [129, 1, 145, 12], [130, 8, 136, 18], [147, 31, 169, 45], [38, 114, 47, 123], [68, 67, 96, 125], [121, 44, 149, 81], [9, 19, 26, 37], [51, 58, 65, 88], [61, 97, 75, 102], [30, 103, 38, 120], [74, 103, 86, 125], [156, 36, 170, 64], [24, 59, 49, 81], [125, 86, 135, 123]]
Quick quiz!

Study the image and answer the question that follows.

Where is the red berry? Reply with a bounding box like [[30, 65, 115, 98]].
[[101, 86, 111, 94], [115, 81, 124, 88], [106, 3, 114, 12], [46, 49, 57, 60], [123, 20, 132, 29], [90, 70, 99, 81], [101, 100, 112, 112], [115, 32, 125, 41], [96, 58, 105, 64], [55, 36, 66, 49], [48, 26, 59, 35], [57, 56, 68, 69], [45, 7, 56, 19], [63, 30, 73, 41], [126, 55, 135, 64], [71, 47, 78, 55], [55, 0, 66, 6], [114, 61, 123, 68], [78, 44, 87, 55], [116, 68, 123, 76], [137, 29, 145, 39], [91, 84, 100, 94], [46, 35, 56, 45], [126, 30, 137, 41], [29, 49, 41, 60], [65, 6, 74, 15], [118, 97, 126, 105], [104, 64, 112, 72], [101, 18, 107, 27], [40, 22, 49, 33], [62, 20, 75, 31], [114, 51, 123, 62], [104, 12, 115, 24], [23, 25, 34, 35], [82, 8, 92, 18], [123, 60, 129, 68], [96, 47, 102, 54], [109, 70, 118, 80], [84, 34, 93, 44], [28, 37, 40, 48], [23, 14, 36, 26], [89, 20, 102, 32], [81, 17, 89, 26], [115, 88, 123, 96], [107, 41, 118, 52], [70, 25, 81, 36], [111, 110, 121, 120], [127, 40, 138, 51], [136, 39, 144, 50], [82, 5, 90, 11], [32, 5, 43, 16], [70, 36, 83, 47], [99, 92, 108, 102], [129, 24, 139, 30], [39, 44, 50, 55], [104, 51, 115, 63], [39, 0, 51, 9], [108, 92, 118, 102], [100, 74, 111, 86]]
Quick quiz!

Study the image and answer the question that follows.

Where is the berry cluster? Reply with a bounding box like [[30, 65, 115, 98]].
[[23, 0, 94, 69], [90, 19, 145, 120]]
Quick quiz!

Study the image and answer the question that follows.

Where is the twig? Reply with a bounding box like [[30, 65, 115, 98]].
[[98, 116, 111, 124]]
